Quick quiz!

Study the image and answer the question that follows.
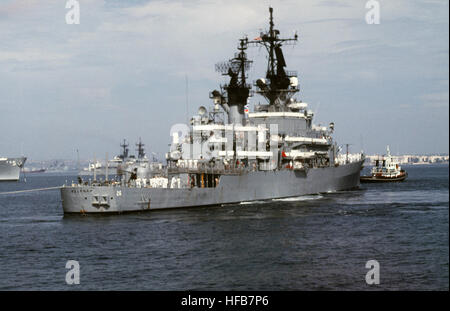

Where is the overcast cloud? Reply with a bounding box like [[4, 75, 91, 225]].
[[0, 0, 448, 160]]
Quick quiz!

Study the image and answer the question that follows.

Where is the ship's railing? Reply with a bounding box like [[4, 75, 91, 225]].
[[168, 166, 247, 175], [335, 153, 365, 165], [168, 160, 249, 175], [69, 179, 123, 187]]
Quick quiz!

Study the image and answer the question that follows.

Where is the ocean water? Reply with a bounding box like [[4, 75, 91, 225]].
[[0, 164, 448, 290]]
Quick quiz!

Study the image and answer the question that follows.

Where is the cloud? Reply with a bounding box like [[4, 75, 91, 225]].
[[78, 87, 111, 100], [315, 1, 351, 8], [398, 104, 413, 109], [0, 50, 70, 63], [421, 92, 449, 108], [0, 0, 41, 17], [0, 0, 448, 158]]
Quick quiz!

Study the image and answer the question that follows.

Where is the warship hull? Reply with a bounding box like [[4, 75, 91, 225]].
[[61, 160, 363, 214], [0, 157, 26, 181]]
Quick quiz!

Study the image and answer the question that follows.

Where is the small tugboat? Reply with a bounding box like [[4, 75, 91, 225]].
[[361, 146, 407, 183]]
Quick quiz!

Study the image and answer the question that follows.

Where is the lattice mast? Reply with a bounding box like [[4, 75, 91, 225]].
[[120, 139, 129, 160], [136, 138, 145, 159], [214, 38, 253, 124], [248, 7, 299, 107]]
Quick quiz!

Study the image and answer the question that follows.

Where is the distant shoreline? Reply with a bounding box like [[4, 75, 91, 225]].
[[365, 162, 449, 166]]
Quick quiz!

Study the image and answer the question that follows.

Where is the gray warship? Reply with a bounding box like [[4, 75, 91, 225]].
[[116, 138, 164, 179], [0, 157, 26, 181], [79, 138, 162, 179], [61, 8, 364, 214]]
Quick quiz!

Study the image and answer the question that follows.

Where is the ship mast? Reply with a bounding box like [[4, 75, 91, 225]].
[[120, 139, 129, 160], [136, 138, 145, 159], [248, 7, 299, 109], [214, 38, 252, 124]]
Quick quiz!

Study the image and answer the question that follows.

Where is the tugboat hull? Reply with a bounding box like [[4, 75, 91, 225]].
[[360, 172, 408, 183]]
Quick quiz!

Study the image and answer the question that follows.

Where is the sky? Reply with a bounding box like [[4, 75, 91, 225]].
[[0, 0, 448, 161]]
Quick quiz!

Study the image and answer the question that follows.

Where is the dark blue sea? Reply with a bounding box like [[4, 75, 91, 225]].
[[0, 164, 448, 290]]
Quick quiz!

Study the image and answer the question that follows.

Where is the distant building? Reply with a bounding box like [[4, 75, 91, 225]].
[[364, 154, 449, 165]]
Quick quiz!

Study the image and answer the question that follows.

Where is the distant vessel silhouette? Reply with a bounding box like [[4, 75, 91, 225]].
[[0, 157, 26, 181]]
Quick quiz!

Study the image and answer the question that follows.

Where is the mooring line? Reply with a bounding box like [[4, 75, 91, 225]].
[[0, 186, 62, 195]]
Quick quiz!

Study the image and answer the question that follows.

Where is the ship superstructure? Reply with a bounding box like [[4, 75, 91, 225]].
[[60, 8, 364, 214], [166, 8, 340, 185]]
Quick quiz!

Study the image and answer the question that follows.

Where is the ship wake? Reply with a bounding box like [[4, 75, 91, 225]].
[[272, 194, 323, 202]]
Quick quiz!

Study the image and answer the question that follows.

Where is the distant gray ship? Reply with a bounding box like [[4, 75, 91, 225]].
[[0, 157, 26, 181], [61, 8, 364, 214], [78, 138, 164, 179]]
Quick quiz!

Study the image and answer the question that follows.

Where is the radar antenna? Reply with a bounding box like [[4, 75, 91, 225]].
[[248, 7, 299, 107], [215, 38, 253, 87], [213, 38, 253, 124]]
